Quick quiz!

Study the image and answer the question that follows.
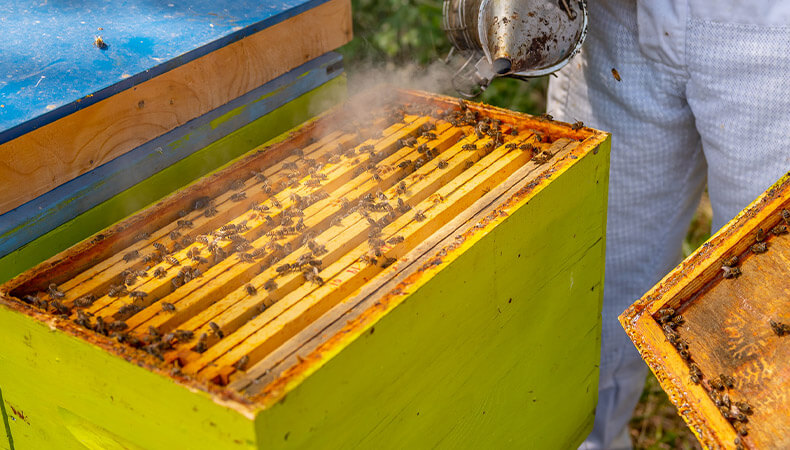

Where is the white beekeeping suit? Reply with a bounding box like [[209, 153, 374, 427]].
[[548, 0, 790, 448]]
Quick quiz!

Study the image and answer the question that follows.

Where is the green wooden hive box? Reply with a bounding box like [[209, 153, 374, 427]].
[[0, 89, 610, 449]]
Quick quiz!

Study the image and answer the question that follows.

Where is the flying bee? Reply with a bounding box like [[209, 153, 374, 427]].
[[611, 68, 621, 81], [571, 121, 584, 131], [122, 250, 140, 262], [161, 302, 176, 312], [751, 242, 768, 254], [721, 265, 741, 279], [234, 355, 249, 371], [209, 321, 224, 338], [413, 210, 427, 222]]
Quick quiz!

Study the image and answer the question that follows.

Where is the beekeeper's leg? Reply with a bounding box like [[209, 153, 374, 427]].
[[547, 1, 705, 448], [685, 14, 790, 230]]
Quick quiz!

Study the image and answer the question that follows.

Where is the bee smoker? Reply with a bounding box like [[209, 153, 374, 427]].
[[443, 0, 588, 97]]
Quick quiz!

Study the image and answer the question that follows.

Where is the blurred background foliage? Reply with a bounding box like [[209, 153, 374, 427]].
[[339, 1, 709, 447], [337, 0, 549, 115]]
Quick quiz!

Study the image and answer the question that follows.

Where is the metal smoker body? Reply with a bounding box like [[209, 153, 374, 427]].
[[443, 0, 588, 97]]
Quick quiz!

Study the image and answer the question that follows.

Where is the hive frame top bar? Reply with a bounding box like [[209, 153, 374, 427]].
[[0, 88, 609, 411], [620, 172, 790, 448], [0, 0, 331, 142]]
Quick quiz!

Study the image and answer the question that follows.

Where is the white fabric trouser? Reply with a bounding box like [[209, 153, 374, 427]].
[[547, 1, 790, 448]]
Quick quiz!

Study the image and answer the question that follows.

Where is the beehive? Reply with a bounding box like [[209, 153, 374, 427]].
[[0, 89, 610, 449], [621, 174, 790, 449]]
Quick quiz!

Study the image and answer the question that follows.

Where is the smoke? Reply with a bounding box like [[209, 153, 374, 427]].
[[345, 59, 459, 99]]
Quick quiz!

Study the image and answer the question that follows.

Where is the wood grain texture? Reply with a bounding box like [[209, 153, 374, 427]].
[[621, 173, 790, 449], [0, 0, 352, 215]]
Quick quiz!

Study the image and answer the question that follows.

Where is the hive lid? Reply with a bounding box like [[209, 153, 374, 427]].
[[621, 173, 790, 449]]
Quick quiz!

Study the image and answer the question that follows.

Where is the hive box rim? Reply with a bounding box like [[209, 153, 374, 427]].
[[0, 88, 609, 415], [619, 172, 790, 448]]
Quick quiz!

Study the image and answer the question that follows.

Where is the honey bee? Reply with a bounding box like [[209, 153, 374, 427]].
[[532, 150, 553, 164], [236, 253, 254, 263], [122, 250, 140, 262], [397, 198, 411, 213], [751, 242, 768, 254], [436, 159, 448, 169], [571, 121, 584, 131], [177, 219, 194, 229], [95, 316, 107, 335], [74, 310, 91, 328], [611, 68, 621, 81], [264, 279, 278, 292], [413, 210, 427, 222], [230, 192, 247, 202], [115, 304, 142, 319], [244, 284, 257, 296], [209, 321, 224, 338], [108, 320, 128, 332], [457, 98, 467, 111], [93, 35, 108, 49], [161, 302, 176, 312], [372, 173, 382, 182], [153, 267, 167, 279], [772, 224, 788, 235], [710, 378, 724, 390], [770, 319, 790, 336], [165, 255, 180, 266], [204, 205, 218, 217], [689, 373, 700, 384], [194, 333, 208, 353], [756, 227, 766, 242], [74, 294, 96, 308], [689, 363, 703, 378], [152, 242, 167, 254], [174, 329, 194, 341], [234, 355, 249, 371], [538, 113, 553, 121], [421, 132, 437, 140], [721, 266, 741, 279], [735, 401, 753, 414], [129, 290, 148, 299], [783, 209, 790, 224], [734, 423, 748, 436], [192, 196, 211, 210], [723, 254, 741, 267], [271, 198, 282, 209], [133, 231, 151, 242], [230, 179, 245, 191], [380, 257, 397, 268]]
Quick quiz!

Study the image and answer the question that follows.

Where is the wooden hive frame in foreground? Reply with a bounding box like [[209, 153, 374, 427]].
[[621, 173, 790, 449], [0, 89, 610, 449]]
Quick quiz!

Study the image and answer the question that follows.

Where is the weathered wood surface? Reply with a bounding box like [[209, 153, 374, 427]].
[[621, 173, 790, 449], [0, 0, 352, 214]]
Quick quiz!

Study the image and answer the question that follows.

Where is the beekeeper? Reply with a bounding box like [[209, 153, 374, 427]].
[[547, 1, 790, 448]]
